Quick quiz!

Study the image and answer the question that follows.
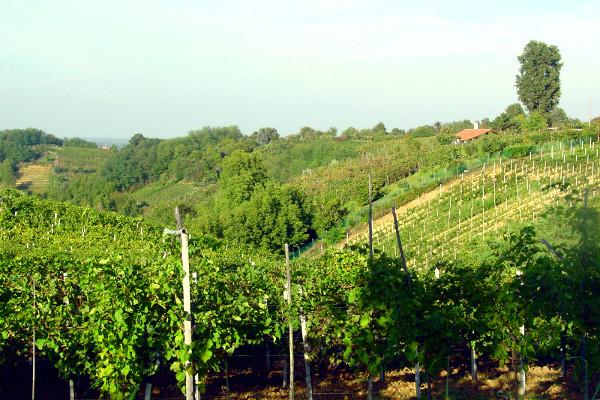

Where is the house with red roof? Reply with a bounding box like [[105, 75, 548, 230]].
[[455, 122, 494, 143]]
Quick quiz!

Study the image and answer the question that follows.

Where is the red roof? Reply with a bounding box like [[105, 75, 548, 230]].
[[455, 129, 492, 141]]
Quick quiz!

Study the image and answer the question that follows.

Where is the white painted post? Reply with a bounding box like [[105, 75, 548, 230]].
[[32, 278, 36, 400], [285, 244, 294, 400], [62, 272, 76, 400], [165, 208, 194, 400], [145, 383, 152, 400], [182, 229, 193, 400], [471, 348, 477, 381], [415, 356, 421, 398], [520, 325, 526, 396], [299, 287, 313, 400]]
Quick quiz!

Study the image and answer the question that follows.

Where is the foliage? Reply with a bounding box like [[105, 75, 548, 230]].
[[0, 160, 17, 186], [0, 189, 282, 398], [516, 40, 563, 116], [218, 150, 268, 203], [311, 195, 347, 237], [62, 137, 98, 148], [549, 107, 570, 127], [409, 125, 436, 138], [260, 135, 361, 182], [436, 132, 456, 145], [3, 138, 600, 399], [101, 135, 162, 189], [202, 151, 313, 253], [254, 127, 280, 146], [525, 111, 548, 131], [45, 126, 254, 214], [506, 103, 525, 117], [491, 112, 516, 131], [372, 122, 387, 134], [299, 247, 418, 376], [501, 144, 531, 159], [221, 182, 312, 252], [536, 192, 600, 381], [0, 128, 61, 163]]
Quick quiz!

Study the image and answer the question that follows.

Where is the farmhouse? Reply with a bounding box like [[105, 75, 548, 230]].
[[455, 122, 493, 143]]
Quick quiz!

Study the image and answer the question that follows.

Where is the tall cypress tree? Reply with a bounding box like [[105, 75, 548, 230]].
[[515, 40, 563, 116]]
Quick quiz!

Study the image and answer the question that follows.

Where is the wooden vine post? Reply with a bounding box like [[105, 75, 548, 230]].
[[471, 347, 477, 381], [285, 244, 294, 400], [391, 205, 413, 292], [367, 172, 374, 400], [63, 273, 76, 400], [32, 277, 36, 400], [390, 204, 418, 397], [581, 190, 590, 400], [368, 172, 373, 259], [299, 286, 313, 400], [164, 207, 194, 400]]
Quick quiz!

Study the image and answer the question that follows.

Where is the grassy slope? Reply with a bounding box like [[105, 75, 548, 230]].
[[324, 138, 600, 267], [12, 146, 109, 194], [9, 132, 598, 263]]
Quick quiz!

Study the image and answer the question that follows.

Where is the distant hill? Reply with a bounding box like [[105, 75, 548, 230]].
[[2, 124, 599, 255]]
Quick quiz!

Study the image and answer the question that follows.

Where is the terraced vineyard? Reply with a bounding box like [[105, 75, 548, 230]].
[[10, 147, 109, 194], [15, 164, 52, 192], [52, 146, 109, 177], [347, 138, 600, 267]]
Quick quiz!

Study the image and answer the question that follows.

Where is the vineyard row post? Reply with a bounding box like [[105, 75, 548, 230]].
[[284, 244, 294, 400], [32, 277, 36, 400], [63, 272, 76, 400], [367, 172, 375, 399], [164, 207, 194, 400], [298, 285, 313, 400]]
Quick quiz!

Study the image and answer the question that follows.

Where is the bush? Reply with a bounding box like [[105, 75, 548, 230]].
[[502, 144, 531, 159], [323, 225, 347, 244]]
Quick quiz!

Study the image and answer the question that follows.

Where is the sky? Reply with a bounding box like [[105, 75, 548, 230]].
[[1, 1, 599, 140]]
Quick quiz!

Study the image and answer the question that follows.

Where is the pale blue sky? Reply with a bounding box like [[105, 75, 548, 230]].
[[1, 1, 599, 139]]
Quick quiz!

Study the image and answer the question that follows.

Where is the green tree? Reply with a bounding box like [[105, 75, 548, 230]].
[[549, 107, 569, 127], [491, 113, 514, 131], [515, 40, 563, 116], [298, 126, 317, 139], [224, 183, 311, 251], [409, 125, 435, 138], [218, 150, 268, 204], [63, 137, 98, 148], [255, 127, 279, 146], [506, 103, 525, 117], [525, 111, 548, 131], [341, 127, 358, 139], [372, 122, 387, 134], [311, 195, 346, 237], [0, 160, 17, 187], [128, 133, 146, 146], [436, 126, 456, 144], [492, 104, 526, 131], [390, 127, 406, 135]]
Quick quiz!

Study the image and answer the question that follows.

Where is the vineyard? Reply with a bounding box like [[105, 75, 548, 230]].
[[347, 138, 600, 261], [1, 138, 600, 400]]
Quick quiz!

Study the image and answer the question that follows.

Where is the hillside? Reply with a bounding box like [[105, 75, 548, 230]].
[[2, 126, 600, 400], [15, 164, 52, 192], [325, 138, 600, 266], [3, 125, 600, 258], [2, 179, 599, 399]]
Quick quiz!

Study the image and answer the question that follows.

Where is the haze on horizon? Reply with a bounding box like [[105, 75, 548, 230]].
[[1, 0, 599, 140]]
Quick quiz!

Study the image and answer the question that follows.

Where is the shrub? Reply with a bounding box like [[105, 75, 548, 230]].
[[502, 144, 531, 159]]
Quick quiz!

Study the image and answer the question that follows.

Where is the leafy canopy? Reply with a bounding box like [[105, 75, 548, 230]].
[[515, 40, 563, 116]]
